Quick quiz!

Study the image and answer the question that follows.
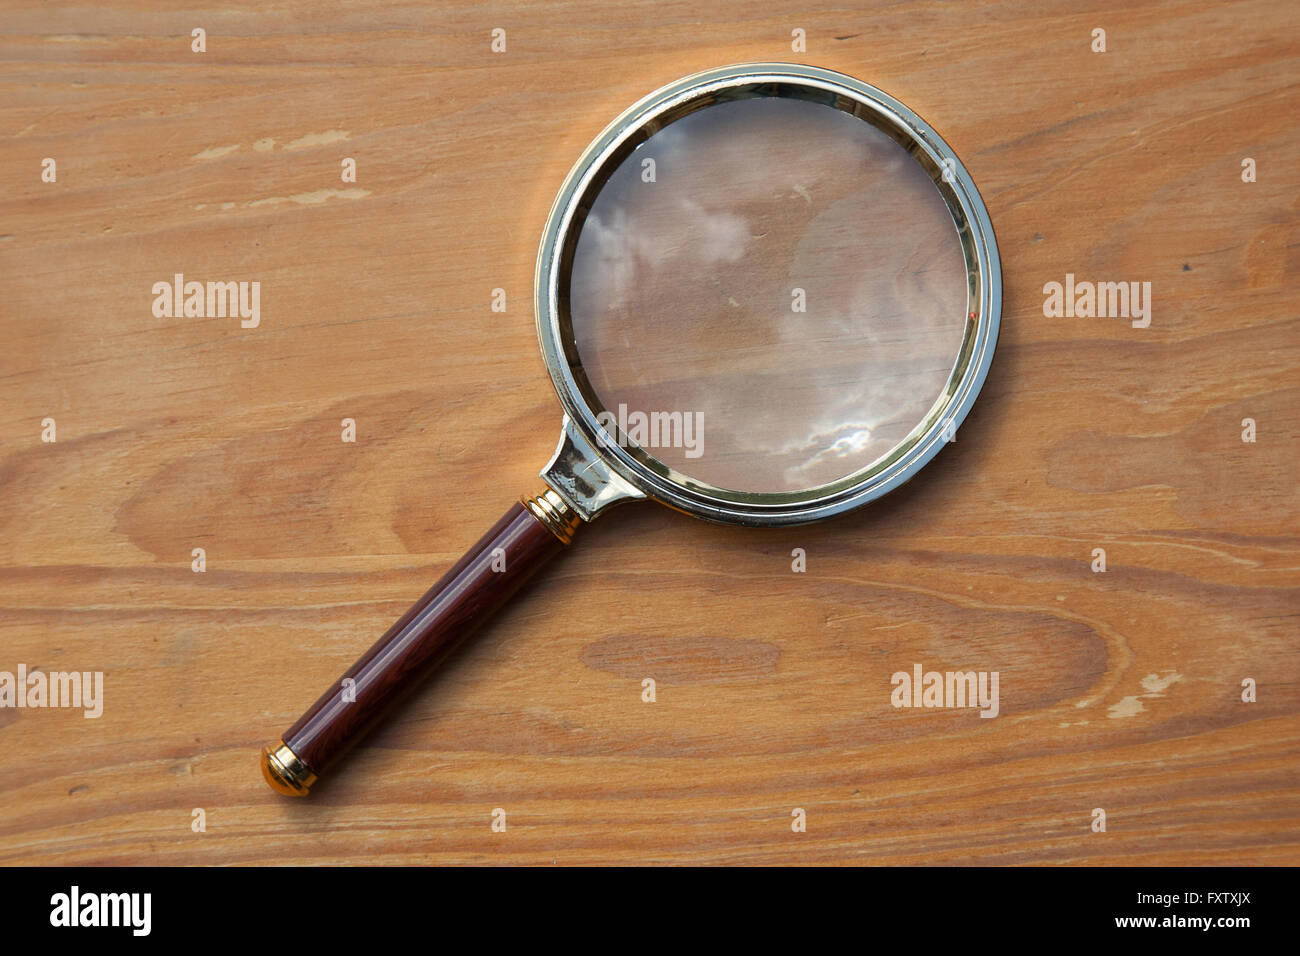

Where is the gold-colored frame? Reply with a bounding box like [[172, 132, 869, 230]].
[[535, 63, 1001, 526]]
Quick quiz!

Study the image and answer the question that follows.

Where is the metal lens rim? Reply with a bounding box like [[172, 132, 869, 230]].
[[535, 62, 1001, 526]]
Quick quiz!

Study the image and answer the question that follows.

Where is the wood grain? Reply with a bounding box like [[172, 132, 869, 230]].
[[0, 0, 1296, 865]]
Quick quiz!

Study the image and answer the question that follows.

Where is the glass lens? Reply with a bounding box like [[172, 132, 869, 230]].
[[566, 95, 969, 496]]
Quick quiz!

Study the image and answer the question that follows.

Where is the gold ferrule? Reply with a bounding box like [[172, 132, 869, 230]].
[[522, 486, 582, 544], [261, 740, 317, 797]]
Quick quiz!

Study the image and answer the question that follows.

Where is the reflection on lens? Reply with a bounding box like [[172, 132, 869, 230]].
[[567, 95, 969, 496]]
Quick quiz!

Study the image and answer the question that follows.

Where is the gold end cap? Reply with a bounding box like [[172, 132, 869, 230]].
[[261, 740, 317, 797]]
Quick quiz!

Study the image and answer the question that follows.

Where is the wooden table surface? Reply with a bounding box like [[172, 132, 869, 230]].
[[1, 0, 1296, 866]]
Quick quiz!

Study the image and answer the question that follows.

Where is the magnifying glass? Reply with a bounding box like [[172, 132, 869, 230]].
[[262, 63, 1001, 795]]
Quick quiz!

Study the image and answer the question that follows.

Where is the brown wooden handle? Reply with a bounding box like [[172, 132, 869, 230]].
[[262, 498, 574, 795]]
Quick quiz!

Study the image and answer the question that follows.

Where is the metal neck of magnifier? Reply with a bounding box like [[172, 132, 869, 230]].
[[263, 62, 1000, 795]]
